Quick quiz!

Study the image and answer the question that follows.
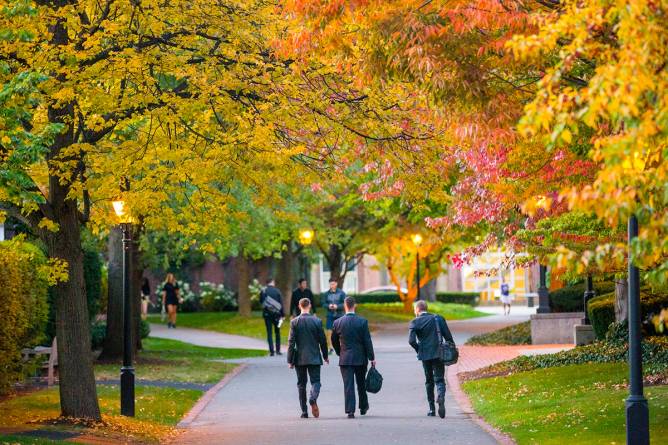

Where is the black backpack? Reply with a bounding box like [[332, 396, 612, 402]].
[[365, 366, 383, 394]]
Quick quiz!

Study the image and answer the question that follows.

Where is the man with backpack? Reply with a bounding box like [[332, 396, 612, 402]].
[[408, 300, 455, 419], [260, 278, 284, 356]]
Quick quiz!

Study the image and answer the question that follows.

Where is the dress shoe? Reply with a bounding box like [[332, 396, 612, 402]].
[[438, 400, 446, 419], [270, 352, 275, 356], [428, 402, 436, 416], [427, 410, 436, 417], [276, 351, 283, 355], [360, 409, 367, 416], [300, 412, 308, 419], [347, 413, 355, 419], [310, 401, 319, 418]]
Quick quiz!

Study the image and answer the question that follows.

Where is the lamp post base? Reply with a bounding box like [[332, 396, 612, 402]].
[[625, 395, 649, 445], [121, 366, 135, 417]]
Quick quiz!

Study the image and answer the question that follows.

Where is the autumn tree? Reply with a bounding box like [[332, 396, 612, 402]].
[[0, 0, 304, 419]]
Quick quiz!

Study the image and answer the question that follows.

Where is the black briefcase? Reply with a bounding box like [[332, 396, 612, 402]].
[[365, 366, 383, 394]]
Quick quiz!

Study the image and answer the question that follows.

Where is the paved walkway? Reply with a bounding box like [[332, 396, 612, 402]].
[[167, 313, 541, 445], [150, 323, 267, 350]]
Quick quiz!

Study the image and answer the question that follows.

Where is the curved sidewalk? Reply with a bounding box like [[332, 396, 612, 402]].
[[150, 323, 267, 350]]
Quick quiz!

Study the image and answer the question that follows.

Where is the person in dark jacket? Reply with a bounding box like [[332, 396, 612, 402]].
[[331, 296, 375, 418], [322, 277, 346, 352], [260, 278, 284, 356], [290, 278, 315, 318], [287, 298, 329, 418], [408, 300, 455, 419]]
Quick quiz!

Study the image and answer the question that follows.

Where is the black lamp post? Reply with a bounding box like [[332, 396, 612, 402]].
[[625, 214, 649, 444], [537, 264, 550, 313], [583, 274, 595, 324], [411, 234, 423, 301], [112, 194, 135, 417]]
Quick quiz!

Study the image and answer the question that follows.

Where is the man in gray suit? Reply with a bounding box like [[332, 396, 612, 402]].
[[331, 296, 376, 418], [408, 300, 455, 419], [287, 298, 329, 418]]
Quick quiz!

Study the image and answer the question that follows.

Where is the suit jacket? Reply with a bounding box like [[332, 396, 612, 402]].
[[260, 285, 284, 318], [408, 312, 455, 361], [331, 313, 375, 366], [287, 313, 328, 366], [290, 288, 315, 317]]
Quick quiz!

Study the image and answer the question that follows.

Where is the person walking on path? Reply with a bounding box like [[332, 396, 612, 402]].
[[141, 277, 151, 320], [290, 278, 315, 318], [260, 278, 284, 356], [408, 300, 455, 419], [331, 296, 375, 419], [287, 298, 329, 419], [322, 277, 346, 352], [500, 279, 512, 315], [162, 273, 181, 328]]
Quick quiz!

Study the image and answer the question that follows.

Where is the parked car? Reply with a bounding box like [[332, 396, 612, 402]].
[[360, 285, 408, 295]]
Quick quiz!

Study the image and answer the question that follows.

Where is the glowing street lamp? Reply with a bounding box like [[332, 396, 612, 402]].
[[113, 190, 135, 417], [412, 233, 423, 301], [299, 229, 314, 246]]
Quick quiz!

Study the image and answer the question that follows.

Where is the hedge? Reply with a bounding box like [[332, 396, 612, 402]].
[[346, 291, 480, 306], [549, 280, 616, 313], [466, 321, 531, 345], [588, 290, 668, 339], [0, 240, 49, 395]]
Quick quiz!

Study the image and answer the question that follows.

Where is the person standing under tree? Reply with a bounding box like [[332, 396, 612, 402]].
[[141, 277, 151, 320], [287, 298, 329, 419], [290, 278, 315, 318], [500, 279, 512, 315], [322, 277, 346, 353], [162, 273, 181, 328], [260, 278, 284, 356]]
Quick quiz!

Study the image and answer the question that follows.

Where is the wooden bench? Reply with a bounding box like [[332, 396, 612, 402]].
[[21, 337, 58, 386]]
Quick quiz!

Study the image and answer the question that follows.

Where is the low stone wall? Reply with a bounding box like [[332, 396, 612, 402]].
[[530, 312, 584, 345]]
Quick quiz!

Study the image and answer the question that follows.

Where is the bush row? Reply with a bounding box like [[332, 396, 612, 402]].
[[465, 321, 668, 381], [347, 291, 480, 306], [0, 240, 49, 395], [465, 321, 531, 346], [549, 280, 616, 313], [588, 290, 668, 339]]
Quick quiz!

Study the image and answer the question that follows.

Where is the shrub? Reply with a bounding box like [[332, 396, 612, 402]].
[[171, 280, 200, 313], [466, 321, 531, 345], [435, 292, 480, 306], [549, 280, 616, 313], [345, 291, 480, 306], [0, 240, 49, 394], [200, 281, 237, 312], [588, 290, 668, 339], [249, 279, 263, 310], [91, 319, 150, 351]]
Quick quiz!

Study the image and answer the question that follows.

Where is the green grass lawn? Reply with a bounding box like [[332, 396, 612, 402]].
[[0, 385, 201, 443], [96, 337, 265, 384], [462, 362, 668, 444], [357, 302, 489, 323], [147, 311, 289, 339]]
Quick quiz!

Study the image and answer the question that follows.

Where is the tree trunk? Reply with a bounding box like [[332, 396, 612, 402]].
[[424, 279, 437, 302], [326, 245, 345, 287], [238, 256, 251, 317], [276, 246, 295, 312], [614, 277, 628, 322], [100, 226, 123, 360], [43, 193, 101, 419]]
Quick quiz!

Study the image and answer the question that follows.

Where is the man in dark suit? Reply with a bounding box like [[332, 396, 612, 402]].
[[260, 278, 284, 356], [290, 278, 315, 318], [331, 296, 376, 418], [287, 298, 329, 418], [408, 300, 455, 419]]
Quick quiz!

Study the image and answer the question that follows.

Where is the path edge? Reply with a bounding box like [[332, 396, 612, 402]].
[[447, 364, 516, 445], [176, 363, 248, 429]]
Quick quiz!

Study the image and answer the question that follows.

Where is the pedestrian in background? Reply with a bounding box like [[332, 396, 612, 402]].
[[500, 279, 512, 315], [141, 277, 151, 320], [408, 300, 454, 419], [290, 278, 315, 318], [322, 277, 345, 353], [162, 273, 180, 328], [287, 298, 328, 418], [260, 278, 284, 356]]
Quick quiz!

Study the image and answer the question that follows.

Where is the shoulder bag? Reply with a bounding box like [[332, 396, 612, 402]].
[[434, 315, 459, 365]]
